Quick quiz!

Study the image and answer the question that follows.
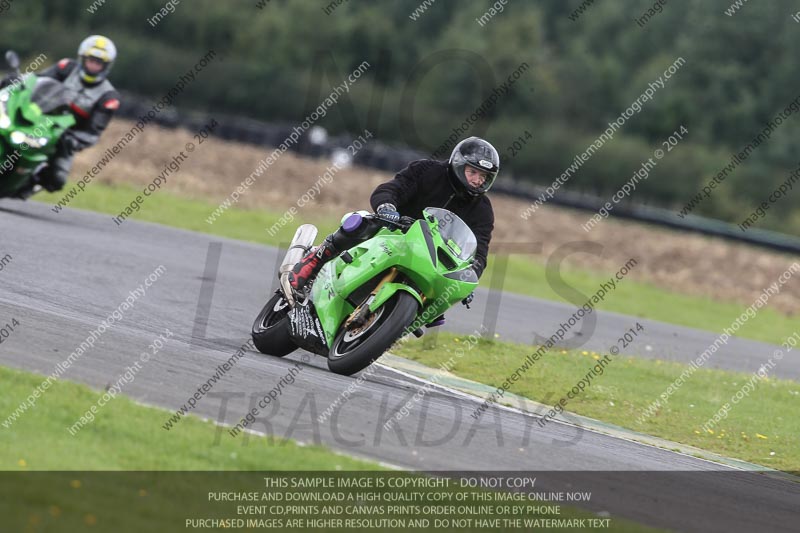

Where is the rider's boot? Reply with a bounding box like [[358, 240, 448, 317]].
[[288, 235, 338, 291]]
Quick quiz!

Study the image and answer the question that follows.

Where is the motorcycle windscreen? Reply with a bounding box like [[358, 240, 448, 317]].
[[29, 77, 73, 114], [423, 207, 477, 261]]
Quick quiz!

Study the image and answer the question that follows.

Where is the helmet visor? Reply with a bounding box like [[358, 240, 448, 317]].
[[465, 162, 497, 193], [82, 56, 109, 75], [449, 137, 499, 196]]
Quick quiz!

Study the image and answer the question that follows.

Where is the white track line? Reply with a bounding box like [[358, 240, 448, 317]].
[[374, 362, 746, 472]]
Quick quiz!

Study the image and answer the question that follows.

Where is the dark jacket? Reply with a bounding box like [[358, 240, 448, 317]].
[[38, 59, 120, 150], [370, 159, 494, 278]]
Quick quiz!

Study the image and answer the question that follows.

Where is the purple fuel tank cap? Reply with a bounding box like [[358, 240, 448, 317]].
[[342, 213, 363, 233]]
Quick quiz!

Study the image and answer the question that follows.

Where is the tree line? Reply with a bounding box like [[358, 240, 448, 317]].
[[2, 0, 799, 234]]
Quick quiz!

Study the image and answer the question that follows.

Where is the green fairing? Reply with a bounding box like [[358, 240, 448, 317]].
[[0, 74, 76, 197], [311, 208, 479, 347]]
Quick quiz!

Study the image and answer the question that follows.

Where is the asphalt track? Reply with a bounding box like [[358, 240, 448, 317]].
[[1, 200, 798, 532]]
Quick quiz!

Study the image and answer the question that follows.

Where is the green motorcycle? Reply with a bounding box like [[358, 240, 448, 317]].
[[252, 207, 479, 376], [0, 51, 76, 199]]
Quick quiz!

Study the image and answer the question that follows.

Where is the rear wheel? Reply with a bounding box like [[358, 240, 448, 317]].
[[328, 291, 419, 376], [251, 291, 297, 357]]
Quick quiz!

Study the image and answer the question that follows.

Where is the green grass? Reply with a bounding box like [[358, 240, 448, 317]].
[[0, 365, 659, 532], [394, 333, 800, 473], [0, 364, 374, 471], [0, 363, 375, 530], [483, 255, 799, 346], [46, 180, 342, 245], [36, 182, 799, 345]]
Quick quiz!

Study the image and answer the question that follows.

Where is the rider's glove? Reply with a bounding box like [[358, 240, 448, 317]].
[[399, 216, 416, 227], [461, 292, 474, 309], [376, 203, 401, 224]]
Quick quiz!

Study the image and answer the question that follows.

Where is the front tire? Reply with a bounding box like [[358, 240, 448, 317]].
[[251, 291, 297, 357], [328, 291, 419, 376]]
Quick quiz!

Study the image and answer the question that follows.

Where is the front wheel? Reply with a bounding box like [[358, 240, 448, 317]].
[[251, 291, 297, 357], [328, 291, 419, 376]]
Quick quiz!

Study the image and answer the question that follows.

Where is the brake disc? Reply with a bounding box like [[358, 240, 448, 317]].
[[343, 306, 385, 342]]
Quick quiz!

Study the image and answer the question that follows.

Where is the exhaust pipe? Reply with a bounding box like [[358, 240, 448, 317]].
[[279, 224, 318, 306]]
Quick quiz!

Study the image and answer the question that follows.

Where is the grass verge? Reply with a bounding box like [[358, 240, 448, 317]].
[[36, 183, 797, 345], [393, 332, 800, 472], [0, 364, 658, 532], [0, 364, 375, 471]]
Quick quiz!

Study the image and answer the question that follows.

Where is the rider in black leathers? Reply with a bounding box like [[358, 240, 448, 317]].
[[288, 137, 499, 326]]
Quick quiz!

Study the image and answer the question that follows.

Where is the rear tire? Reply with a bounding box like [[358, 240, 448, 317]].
[[328, 291, 419, 376], [251, 291, 297, 357]]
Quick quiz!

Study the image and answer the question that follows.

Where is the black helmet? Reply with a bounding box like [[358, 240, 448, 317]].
[[448, 136, 499, 197]]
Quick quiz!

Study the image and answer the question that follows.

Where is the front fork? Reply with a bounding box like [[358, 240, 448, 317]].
[[343, 267, 398, 329]]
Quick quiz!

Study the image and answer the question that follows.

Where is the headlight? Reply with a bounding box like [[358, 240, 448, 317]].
[[0, 98, 8, 129], [9, 131, 45, 148]]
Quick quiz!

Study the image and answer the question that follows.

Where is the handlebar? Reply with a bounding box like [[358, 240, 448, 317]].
[[370, 213, 416, 231]]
